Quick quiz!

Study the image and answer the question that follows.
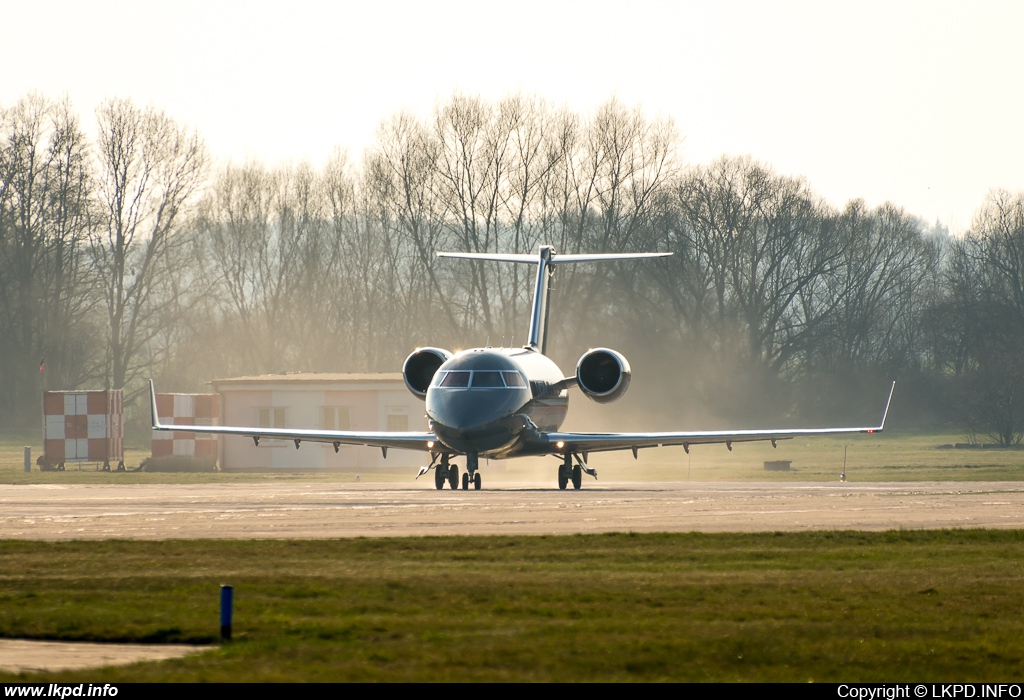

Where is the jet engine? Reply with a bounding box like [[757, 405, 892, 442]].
[[403, 347, 453, 399], [576, 348, 631, 403]]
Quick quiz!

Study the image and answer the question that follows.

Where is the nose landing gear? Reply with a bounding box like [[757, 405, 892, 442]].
[[463, 452, 481, 490]]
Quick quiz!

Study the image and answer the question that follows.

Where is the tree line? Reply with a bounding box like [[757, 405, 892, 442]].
[[1, 92, 1021, 444]]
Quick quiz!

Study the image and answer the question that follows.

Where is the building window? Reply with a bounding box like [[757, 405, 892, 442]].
[[322, 406, 351, 430], [257, 407, 287, 428]]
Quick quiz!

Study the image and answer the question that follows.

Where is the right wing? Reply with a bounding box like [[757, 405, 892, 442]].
[[150, 381, 436, 452]]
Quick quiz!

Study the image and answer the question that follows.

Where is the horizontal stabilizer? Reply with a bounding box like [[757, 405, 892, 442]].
[[436, 251, 671, 265], [437, 252, 539, 264]]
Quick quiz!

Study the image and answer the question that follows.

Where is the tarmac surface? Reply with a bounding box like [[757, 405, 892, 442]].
[[2, 480, 1023, 539], [2, 479, 1022, 674]]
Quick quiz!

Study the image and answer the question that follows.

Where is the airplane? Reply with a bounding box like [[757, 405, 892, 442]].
[[151, 245, 895, 490]]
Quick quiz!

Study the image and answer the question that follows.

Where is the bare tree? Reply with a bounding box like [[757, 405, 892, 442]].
[[194, 162, 320, 374], [941, 191, 1024, 445], [92, 98, 207, 391], [807, 202, 937, 372], [647, 157, 841, 417], [366, 112, 461, 343], [547, 99, 678, 356], [0, 95, 98, 424], [431, 94, 515, 338], [494, 95, 562, 335]]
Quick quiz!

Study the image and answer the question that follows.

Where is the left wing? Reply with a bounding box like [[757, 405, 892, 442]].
[[539, 381, 895, 456], [149, 381, 436, 453]]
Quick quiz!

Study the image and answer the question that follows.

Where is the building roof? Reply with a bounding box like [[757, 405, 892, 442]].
[[210, 372, 403, 387]]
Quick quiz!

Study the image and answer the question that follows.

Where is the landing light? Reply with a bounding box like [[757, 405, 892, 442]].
[[427, 440, 435, 449], [556, 441, 565, 449]]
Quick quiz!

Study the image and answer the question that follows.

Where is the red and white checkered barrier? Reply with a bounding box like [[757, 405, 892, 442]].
[[43, 390, 123, 466], [152, 393, 219, 460]]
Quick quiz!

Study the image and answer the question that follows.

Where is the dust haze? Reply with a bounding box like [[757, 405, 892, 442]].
[[1, 93, 1021, 448]]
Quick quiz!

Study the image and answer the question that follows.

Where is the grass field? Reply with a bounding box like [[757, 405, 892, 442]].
[[1, 531, 1023, 682], [1, 430, 1021, 484]]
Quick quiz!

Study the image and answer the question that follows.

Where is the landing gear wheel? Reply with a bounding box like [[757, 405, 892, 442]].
[[571, 464, 582, 490], [473, 472, 481, 490], [448, 465, 459, 490], [435, 466, 446, 490], [462, 472, 469, 490], [558, 466, 569, 490]]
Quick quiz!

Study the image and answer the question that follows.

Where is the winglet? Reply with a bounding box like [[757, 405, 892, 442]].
[[878, 381, 896, 431], [149, 380, 165, 430]]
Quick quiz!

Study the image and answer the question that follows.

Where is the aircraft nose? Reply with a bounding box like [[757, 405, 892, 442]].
[[426, 386, 529, 454], [428, 388, 526, 434]]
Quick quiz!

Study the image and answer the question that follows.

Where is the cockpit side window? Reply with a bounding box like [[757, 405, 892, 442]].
[[502, 371, 525, 387], [439, 371, 470, 387], [431, 371, 447, 387]]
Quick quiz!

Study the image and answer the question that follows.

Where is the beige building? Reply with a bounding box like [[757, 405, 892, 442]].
[[211, 373, 427, 471]]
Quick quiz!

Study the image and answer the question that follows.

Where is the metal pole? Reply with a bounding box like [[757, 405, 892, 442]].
[[220, 584, 233, 641], [24, 447, 30, 473]]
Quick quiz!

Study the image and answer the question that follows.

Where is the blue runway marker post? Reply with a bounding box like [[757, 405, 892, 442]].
[[220, 584, 233, 641]]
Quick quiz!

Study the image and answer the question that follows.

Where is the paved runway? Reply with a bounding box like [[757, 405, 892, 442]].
[[2, 481, 1022, 539]]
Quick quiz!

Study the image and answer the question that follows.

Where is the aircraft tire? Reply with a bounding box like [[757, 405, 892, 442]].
[[571, 465, 582, 490], [558, 473, 568, 490], [434, 467, 445, 490], [474, 472, 481, 490], [462, 472, 470, 490], [448, 465, 459, 490]]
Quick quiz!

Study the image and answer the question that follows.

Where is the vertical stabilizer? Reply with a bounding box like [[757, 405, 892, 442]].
[[529, 246, 555, 353]]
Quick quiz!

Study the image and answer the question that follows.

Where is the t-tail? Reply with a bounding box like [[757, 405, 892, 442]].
[[437, 245, 670, 354]]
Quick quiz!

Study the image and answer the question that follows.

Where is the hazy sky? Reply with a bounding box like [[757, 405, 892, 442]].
[[5, 0, 1022, 232]]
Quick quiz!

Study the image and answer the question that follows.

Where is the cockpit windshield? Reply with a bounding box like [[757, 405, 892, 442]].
[[471, 371, 504, 387], [434, 370, 526, 389]]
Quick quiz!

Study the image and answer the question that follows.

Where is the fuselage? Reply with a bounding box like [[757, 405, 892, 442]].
[[425, 348, 568, 458]]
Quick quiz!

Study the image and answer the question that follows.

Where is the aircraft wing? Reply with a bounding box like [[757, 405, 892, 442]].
[[541, 381, 895, 456], [149, 381, 435, 453]]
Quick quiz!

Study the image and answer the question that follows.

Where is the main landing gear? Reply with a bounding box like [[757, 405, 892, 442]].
[[433, 453, 481, 490], [558, 454, 592, 490], [434, 454, 459, 490]]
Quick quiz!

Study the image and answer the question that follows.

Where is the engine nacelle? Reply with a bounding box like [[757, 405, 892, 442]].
[[576, 348, 631, 403], [403, 347, 453, 399]]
